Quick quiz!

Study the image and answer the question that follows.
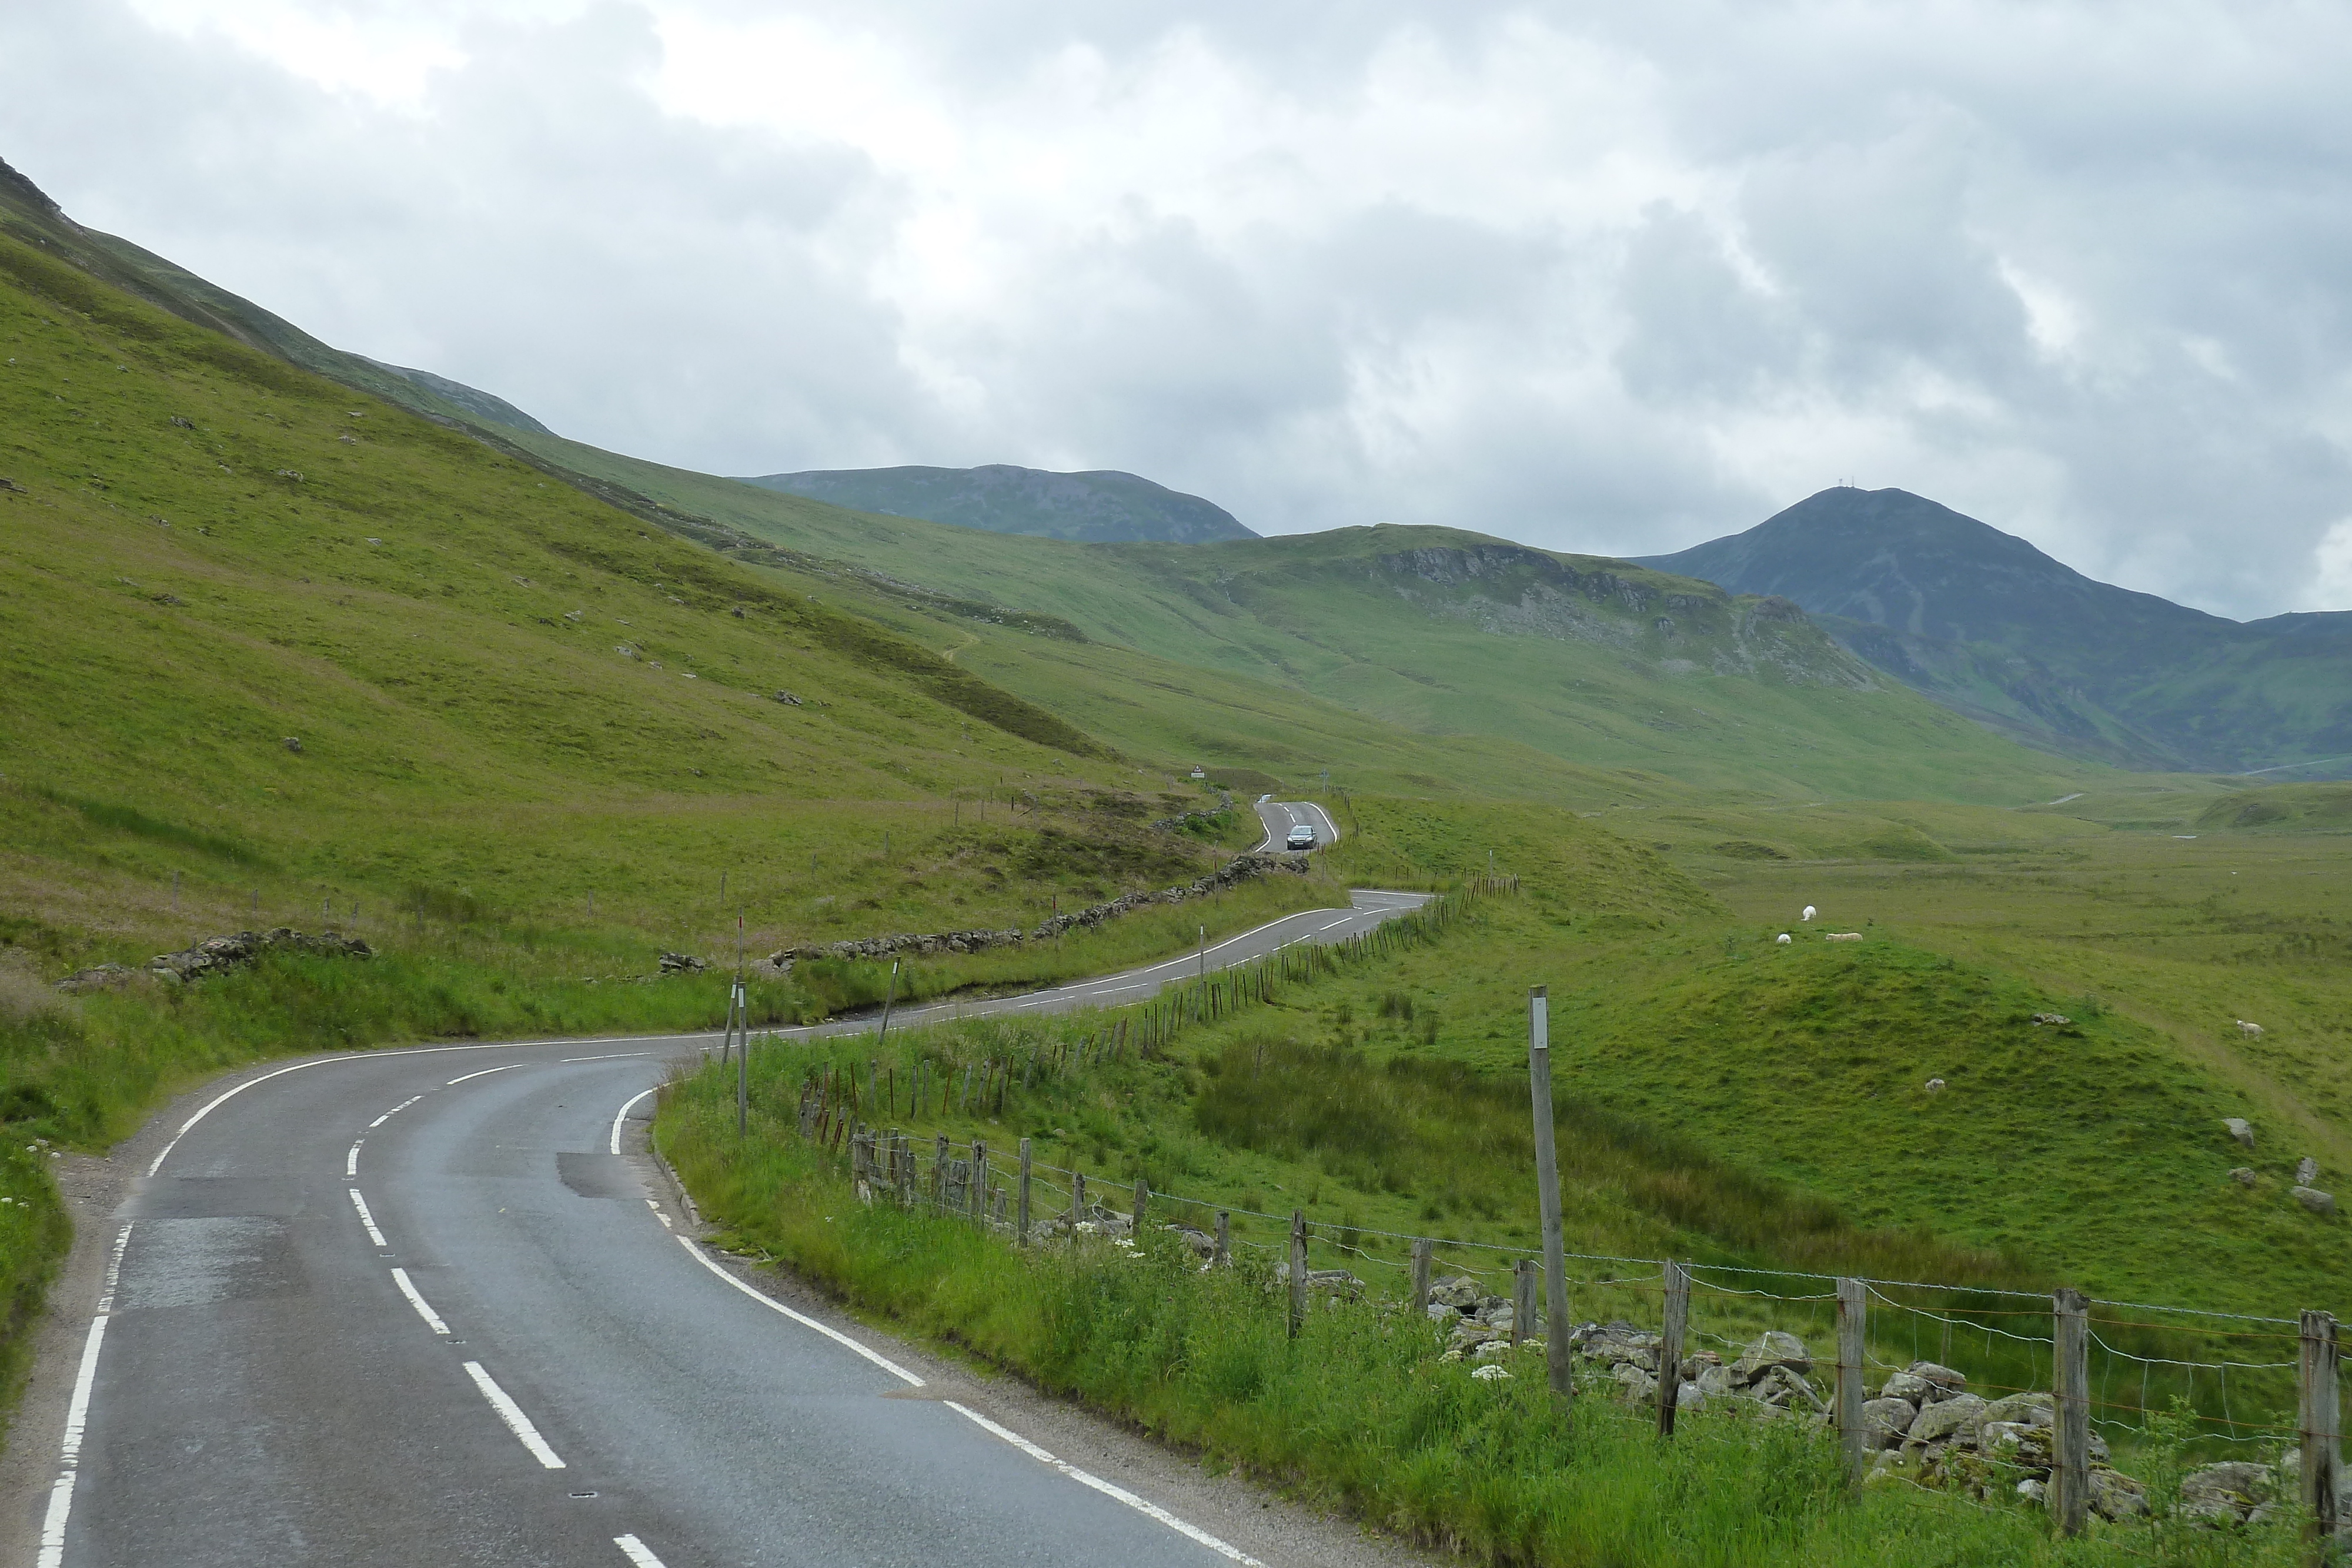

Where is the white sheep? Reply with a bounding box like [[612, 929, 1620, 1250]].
[[1776, 933, 1792, 945], [1825, 932, 1863, 942], [1801, 905, 1816, 922], [2236, 1019, 2264, 1037], [1925, 1078, 1947, 1094]]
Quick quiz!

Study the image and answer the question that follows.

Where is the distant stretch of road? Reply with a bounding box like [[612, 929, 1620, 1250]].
[[28, 887, 1430, 1568], [1252, 797, 1340, 852]]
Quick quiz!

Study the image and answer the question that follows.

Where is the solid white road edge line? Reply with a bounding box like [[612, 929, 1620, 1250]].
[[943, 1400, 1267, 1566], [613, 1534, 668, 1566], [390, 1268, 450, 1335], [35, 1222, 132, 1568], [566, 1052, 650, 1063], [610, 1088, 657, 1156], [673, 1236, 924, 1386], [462, 1362, 566, 1468], [349, 1188, 389, 1248], [673, 1235, 1264, 1564]]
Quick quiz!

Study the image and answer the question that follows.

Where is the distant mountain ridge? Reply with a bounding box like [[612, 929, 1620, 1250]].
[[742, 464, 1257, 545], [1636, 487, 2352, 775]]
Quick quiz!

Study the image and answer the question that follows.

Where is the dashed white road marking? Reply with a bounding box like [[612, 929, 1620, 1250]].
[[369, 1095, 422, 1129], [566, 1052, 649, 1063], [613, 1534, 668, 1567], [644, 1199, 673, 1230], [390, 1268, 450, 1335], [345, 1141, 362, 1178], [349, 1189, 388, 1248], [944, 1400, 1266, 1566], [463, 1362, 566, 1468], [447, 1064, 523, 1086], [610, 1088, 657, 1155]]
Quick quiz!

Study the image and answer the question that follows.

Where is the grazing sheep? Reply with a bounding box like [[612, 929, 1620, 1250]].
[[2235, 1019, 2263, 1037], [1925, 1078, 1947, 1094], [1825, 932, 1863, 942], [1776, 933, 1792, 945], [1801, 905, 1817, 922]]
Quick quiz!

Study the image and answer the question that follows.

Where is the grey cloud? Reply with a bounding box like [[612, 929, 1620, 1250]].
[[4, 1, 2348, 617]]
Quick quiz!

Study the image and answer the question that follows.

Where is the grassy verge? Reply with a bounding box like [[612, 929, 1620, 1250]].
[[659, 1069, 2300, 1567]]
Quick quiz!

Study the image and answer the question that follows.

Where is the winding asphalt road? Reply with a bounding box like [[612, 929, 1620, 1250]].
[[1251, 798, 1339, 853], [25, 874, 1429, 1568]]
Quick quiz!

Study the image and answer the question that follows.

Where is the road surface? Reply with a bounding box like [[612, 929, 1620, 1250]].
[[1252, 798, 1340, 853], [18, 890, 1430, 1568]]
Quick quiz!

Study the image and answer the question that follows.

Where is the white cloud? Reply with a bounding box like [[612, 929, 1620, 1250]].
[[5, 0, 2350, 617]]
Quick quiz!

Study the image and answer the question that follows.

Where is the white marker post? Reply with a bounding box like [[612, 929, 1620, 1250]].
[[1528, 987, 1572, 1398]]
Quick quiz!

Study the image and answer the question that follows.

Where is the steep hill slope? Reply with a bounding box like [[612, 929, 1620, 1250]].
[[499, 433, 2101, 805], [1637, 486, 2352, 774], [0, 226, 1230, 963], [745, 463, 1256, 544]]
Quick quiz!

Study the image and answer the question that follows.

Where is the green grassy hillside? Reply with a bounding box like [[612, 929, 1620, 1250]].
[[493, 432, 2103, 806]]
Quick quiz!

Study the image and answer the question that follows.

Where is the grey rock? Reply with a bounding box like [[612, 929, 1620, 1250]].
[[55, 962, 138, 994], [1729, 1330, 1811, 1384], [1902, 1360, 1969, 1400], [657, 952, 709, 974], [2179, 1460, 2271, 1523], [2297, 1156, 2320, 1185], [2223, 1117, 2256, 1149], [1861, 1396, 1917, 1449], [2230, 1166, 2259, 1186], [1428, 1276, 1484, 1310], [2089, 1466, 2149, 1521], [1694, 1363, 1740, 1401], [281, 735, 303, 753], [150, 927, 372, 983], [2291, 1186, 2336, 1215], [1906, 1392, 1986, 1447], [1751, 1364, 1826, 1412], [2016, 1477, 2047, 1503]]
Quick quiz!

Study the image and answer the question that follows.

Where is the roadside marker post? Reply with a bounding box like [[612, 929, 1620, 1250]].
[[1528, 987, 1572, 1399]]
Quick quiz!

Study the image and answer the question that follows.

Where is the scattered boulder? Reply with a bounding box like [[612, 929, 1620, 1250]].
[[1860, 1396, 1917, 1449], [1883, 1361, 1967, 1404], [1824, 932, 1864, 942], [2030, 1012, 2071, 1026], [2229, 1167, 2259, 1187], [281, 736, 303, 754], [2223, 1118, 2256, 1149], [1728, 1330, 1810, 1383], [2297, 1156, 2319, 1185], [2178, 1461, 2273, 1524], [657, 952, 709, 974], [2291, 1186, 2336, 1216]]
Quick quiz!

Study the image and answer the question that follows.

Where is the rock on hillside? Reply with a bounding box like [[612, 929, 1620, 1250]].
[[740, 464, 1257, 545]]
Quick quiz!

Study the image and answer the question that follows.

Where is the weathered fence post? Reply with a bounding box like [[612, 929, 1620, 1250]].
[[2301, 1309, 2343, 1563], [1658, 1261, 1689, 1437], [1512, 1259, 1536, 1349], [1527, 986, 1572, 1399], [1410, 1238, 1434, 1318], [1836, 1277, 1867, 1488], [971, 1141, 988, 1224], [1288, 1211, 1308, 1339], [1214, 1210, 1230, 1268], [1132, 1175, 1148, 1234], [1073, 1170, 1087, 1223], [933, 1134, 948, 1211], [1017, 1138, 1033, 1245], [2053, 1287, 2091, 1537]]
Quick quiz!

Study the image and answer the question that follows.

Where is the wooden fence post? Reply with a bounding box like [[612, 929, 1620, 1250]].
[[1214, 1211, 1230, 1268], [971, 1141, 988, 1224], [1017, 1138, 1032, 1245], [1073, 1170, 1087, 1223], [934, 1134, 948, 1211], [1836, 1277, 1867, 1488], [1132, 1175, 1148, 1235], [2053, 1287, 2090, 1537], [2301, 1309, 2343, 1563], [1410, 1238, 1434, 1318], [1658, 1261, 1688, 1437], [1288, 1211, 1308, 1339], [1507, 1259, 1532, 1349], [1527, 987, 1572, 1399]]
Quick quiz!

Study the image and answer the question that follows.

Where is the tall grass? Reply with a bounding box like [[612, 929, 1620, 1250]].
[[660, 1075, 2301, 1568]]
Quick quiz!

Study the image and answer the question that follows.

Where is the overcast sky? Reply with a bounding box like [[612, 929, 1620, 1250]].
[[6, 1, 2349, 618]]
